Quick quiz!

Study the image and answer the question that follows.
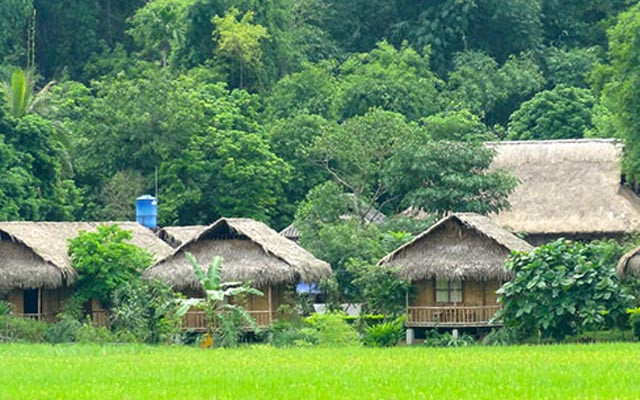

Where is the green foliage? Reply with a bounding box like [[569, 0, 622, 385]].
[[0, 300, 10, 316], [384, 140, 517, 216], [0, 315, 48, 342], [68, 224, 153, 306], [629, 308, 640, 340], [338, 41, 442, 121], [497, 239, 634, 340], [482, 328, 521, 346], [421, 110, 497, 142], [300, 312, 360, 347], [176, 253, 263, 343], [110, 279, 182, 344], [346, 260, 410, 316], [423, 330, 476, 348], [507, 85, 595, 140], [212, 7, 270, 90], [596, 3, 640, 185], [362, 316, 405, 347], [44, 317, 81, 344], [127, 0, 191, 67], [75, 323, 116, 344]]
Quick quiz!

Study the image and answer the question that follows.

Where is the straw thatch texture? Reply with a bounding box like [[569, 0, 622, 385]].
[[279, 224, 300, 241], [617, 247, 640, 279], [158, 225, 207, 248], [378, 213, 532, 281], [145, 218, 332, 289], [0, 221, 173, 291], [487, 139, 640, 235]]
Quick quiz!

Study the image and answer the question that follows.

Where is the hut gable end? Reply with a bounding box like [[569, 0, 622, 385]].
[[378, 213, 532, 281], [145, 218, 332, 290]]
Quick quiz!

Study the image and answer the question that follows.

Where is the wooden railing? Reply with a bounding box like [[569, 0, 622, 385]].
[[91, 310, 109, 327], [407, 305, 502, 327], [182, 310, 272, 332]]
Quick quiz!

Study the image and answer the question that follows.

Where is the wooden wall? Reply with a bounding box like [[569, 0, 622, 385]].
[[411, 279, 502, 307]]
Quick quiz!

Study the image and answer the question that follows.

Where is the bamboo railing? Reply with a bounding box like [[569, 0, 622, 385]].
[[406, 305, 501, 327]]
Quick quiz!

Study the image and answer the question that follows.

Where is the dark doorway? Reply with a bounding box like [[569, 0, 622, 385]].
[[23, 288, 40, 316]]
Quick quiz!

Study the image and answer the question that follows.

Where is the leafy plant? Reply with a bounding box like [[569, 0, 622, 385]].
[[0, 299, 11, 316], [301, 312, 360, 347], [496, 239, 634, 340], [0, 315, 48, 343], [44, 317, 81, 344], [76, 322, 115, 344], [482, 327, 521, 346], [176, 253, 263, 346], [68, 224, 153, 307], [362, 316, 405, 347], [628, 308, 640, 340], [423, 330, 475, 347]]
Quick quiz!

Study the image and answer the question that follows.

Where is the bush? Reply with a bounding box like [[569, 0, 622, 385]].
[[76, 323, 115, 344], [0, 299, 11, 316], [270, 313, 360, 347], [362, 316, 405, 347], [482, 328, 520, 346], [629, 308, 640, 340], [44, 318, 82, 344], [497, 239, 633, 340], [423, 330, 475, 347], [0, 316, 48, 342], [302, 312, 360, 347], [563, 329, 635, 343]]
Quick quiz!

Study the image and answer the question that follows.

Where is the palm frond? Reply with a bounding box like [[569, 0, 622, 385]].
[[209, 256, 223, 289], [186, 252, 206, 287]]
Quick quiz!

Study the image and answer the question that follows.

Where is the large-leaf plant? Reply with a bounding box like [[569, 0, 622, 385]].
[[176, 253, 263, 342]]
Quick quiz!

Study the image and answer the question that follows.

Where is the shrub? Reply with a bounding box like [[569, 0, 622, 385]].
[[302, 312, 360, 346], [496, 239, 633, 340], [110, 279, 182, 344], [0, 316, 48, 342], [362, 316, 405, 347], [347, 260, 410, 316], [44, 318, 82, 344], [0, 299, 11, 316], [269, 321, 319, 348], [68, 224, 153, 306], [482, 328, 520, 346], [563, 329, 635, 343], [424, 330, 475, 347], [76, 323, 115, 344], [629, 308, 640, 340]]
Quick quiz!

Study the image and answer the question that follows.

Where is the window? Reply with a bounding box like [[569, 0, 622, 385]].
[[435, 279, 462, 303]]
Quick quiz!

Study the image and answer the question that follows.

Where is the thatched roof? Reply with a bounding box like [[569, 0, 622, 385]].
[[616, 247, 640, 279], [0, 222, 173, 291], [378, 213, 532, 281], [145, 218, 332, 289], [158, 225, 207, 248], [487, 139, 640, 235], [279, 224, 300, 241]]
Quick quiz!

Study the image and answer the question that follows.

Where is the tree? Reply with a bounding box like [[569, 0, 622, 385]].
[[68, 224, 154, 307], [421, 110, 497, 142], [212, 7, 270, 89], [338, 41, 442, 121], [384, 140, 517, 216], [177, 254, 262, 346], [2, 68, 54, 118], [594, 3, 640, 185], [507, 85, 594, 141], [496, 239, 633, 340], [127, 0, 191, 67]]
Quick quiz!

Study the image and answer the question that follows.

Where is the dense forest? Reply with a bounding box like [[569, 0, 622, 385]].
[[1, 0, 639, 232]]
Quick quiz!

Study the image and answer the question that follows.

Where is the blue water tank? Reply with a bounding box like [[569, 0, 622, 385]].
[[136, 195, 158, 229]]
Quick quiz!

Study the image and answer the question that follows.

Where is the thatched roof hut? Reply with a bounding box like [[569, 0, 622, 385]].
[[378, 213, 532, 281], [158, 225, 207, 248], [487, 139, 640, 240], [0, 222, 173, 291], [145, 218, 332, 290], [617, 247, 640, 279]]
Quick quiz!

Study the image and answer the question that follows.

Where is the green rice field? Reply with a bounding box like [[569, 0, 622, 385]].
[[1, 343, 638, 399]]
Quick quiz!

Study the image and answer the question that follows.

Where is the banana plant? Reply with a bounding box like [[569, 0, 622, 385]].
[[176, 253, 263, 341]]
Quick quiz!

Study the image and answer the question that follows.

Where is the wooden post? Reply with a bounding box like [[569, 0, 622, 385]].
[[268, 286, 273, 325]]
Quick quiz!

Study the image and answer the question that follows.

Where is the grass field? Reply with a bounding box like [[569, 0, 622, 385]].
[[1, 343, 638, 399]]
